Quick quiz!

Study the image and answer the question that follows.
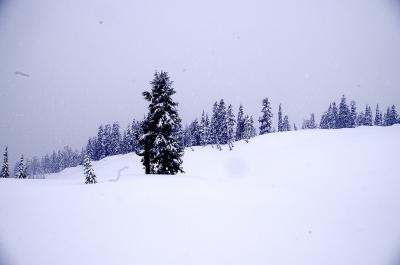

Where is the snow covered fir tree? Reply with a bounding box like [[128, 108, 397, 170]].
[[138, 71, 184, 175], [259, 98, 273, 135], [15, 154, 27, 179], [278, 104, 283, 132], [277, 104, 291, 132], [1, 147, 9, 178], [83, 154, 97, 184], [236, 104, 246, 140], [226, 104, 236, 150]]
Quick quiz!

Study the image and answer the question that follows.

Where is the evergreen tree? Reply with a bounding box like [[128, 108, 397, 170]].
[[96, 125, 106, 160], [131, 119, 143, 152], [205, 114, 211, 144], [338, 95, 351, 128], [236, 104, 245, 140], [110, 122, 121, 155], [210, 101, 219, 146], [319, 113, 327, 129], [243, 115, 252, 142], [58, 149, 66, 171], [302, 120, 308, 129], [199, 111, 210, 146], [182, 125, 192, 148], [249, 116, 257, 138], [25, 159, 32, 178], [80, 149, 86, 165], [120, 130, 128, 154], [278, 104, 283, 132], [13, 161, 19, 177], [86, 137, 97, 160], [217, 99, 228, 145], [189, 119, 201, 146], [357, 111, 365, 126], [83, 154, 97, 184], [331, 102, 338, 129], [50, 151, 60, 173], [309, 113, 316, 129], [363, 105, 373, 126], [374, 104, 382, 126], [383, 107, 390, 126], [15, 154, 27, 179], [226, 104, 236, 150], [283, 115, 291, 131], [41, 155, 51, 175], [326, 104, 335, 129], [104, 124, 112, 157], [350, 100, 357, 128], [259, 97, 273, 135], [389, 105, 398, 125], [28, 156, 41, 177], [1, 147, 9, 178], [319, 107, 330, 129], [241, 115, 256, 141], [138, 71, 184, 175], [302, 113, 316, 129], [124, 125, 133, 153]]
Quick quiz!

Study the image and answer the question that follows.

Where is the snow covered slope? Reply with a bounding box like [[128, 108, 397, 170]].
[[1, 126, 400, 265]]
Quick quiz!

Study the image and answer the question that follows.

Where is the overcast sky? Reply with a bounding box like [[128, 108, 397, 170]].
[[1, 0, 400, 165]]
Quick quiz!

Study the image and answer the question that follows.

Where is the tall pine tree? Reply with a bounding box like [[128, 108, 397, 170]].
[[138, 71, 184, 175], [236, 104, 245, 140], [189, 119, 201, 146], [374, 104, 382, 126], [210, 101, 219, 146], [350, 100, 357, 128], [96, 125, 106, 160], [389, 105, 398, 125], [1, 147, 9, 178], [302, 113, 316, 129], [110, 122, 121, 155], [357, 111, 365, 126], [278, 104, 283, 132], [364, 105, 373, 126], [15, 154, 27, 179], [243, 115, 252, 143], [282, 115, 291, 131], [249, 116, 257, 137], [217, 99, 228, 145], [104, 124, 112, 157], [199, 111, 210, 146], [331, 102, 338, 128], [338, 95, 350, 128], [259, 98, 273, 135], [226, 104, 236, 150]]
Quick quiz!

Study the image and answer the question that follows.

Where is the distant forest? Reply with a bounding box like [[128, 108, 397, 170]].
[[2, 91, 399, 179]]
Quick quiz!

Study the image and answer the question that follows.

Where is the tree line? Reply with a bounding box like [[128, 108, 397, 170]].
[[1, 75, 399, 179], [318, 95, 398, 129]]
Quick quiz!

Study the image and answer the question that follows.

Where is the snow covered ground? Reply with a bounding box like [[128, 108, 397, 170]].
[[1, 126, 400, 265]]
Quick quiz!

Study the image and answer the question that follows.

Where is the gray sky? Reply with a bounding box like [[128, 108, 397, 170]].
[[1, 0, 400, 165]]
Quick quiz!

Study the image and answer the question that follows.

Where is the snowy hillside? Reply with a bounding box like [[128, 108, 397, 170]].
[[1, 126, 400, 265]]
